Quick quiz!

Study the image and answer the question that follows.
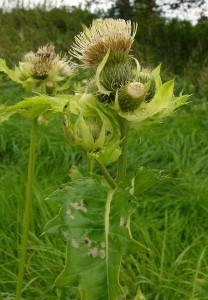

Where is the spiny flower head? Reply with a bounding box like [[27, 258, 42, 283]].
[[70, 18, 137, 68], [112, 65, 189, 128], [16, 44, 74, 81]]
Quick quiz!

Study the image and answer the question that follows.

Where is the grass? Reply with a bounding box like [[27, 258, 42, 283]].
[[0, 81, 208, 299]]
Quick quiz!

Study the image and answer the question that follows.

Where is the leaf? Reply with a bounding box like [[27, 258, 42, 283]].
[[0, 58, 20, 83], [0, 94, 71, 123], [134, 167, 166, 195], [44, 177, 147, 300], [95, 48, 111, 95], [152, 64, 162, 90]]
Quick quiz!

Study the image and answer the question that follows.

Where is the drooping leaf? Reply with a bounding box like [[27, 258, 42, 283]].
[[44, 177, 147, 300], [0, 94, 73, 123]]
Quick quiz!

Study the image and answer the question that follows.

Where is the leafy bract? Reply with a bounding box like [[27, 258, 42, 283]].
[[63, 93, 121, 164], [44, 177, 147, 300], [95, 48, 111, 95], [0, 58, 20, 83], [0, 94, 74, 124], [0, 56, 73, 94], [111, 65, 189, 129]]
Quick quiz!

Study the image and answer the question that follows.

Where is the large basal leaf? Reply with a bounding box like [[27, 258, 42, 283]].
[[44, 178, 147, 300]]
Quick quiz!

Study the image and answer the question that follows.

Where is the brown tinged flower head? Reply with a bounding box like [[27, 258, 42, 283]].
[[70, 18, 138, 68], [16, 44, 75, 82]]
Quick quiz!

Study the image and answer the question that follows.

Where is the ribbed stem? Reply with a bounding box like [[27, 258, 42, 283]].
[[116, 117, 129, 183], [15, 118, 37, 300], [96, 160, 116, 190]]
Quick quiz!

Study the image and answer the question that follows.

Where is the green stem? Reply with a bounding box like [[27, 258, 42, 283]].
[[15, 118, 37, 300], [95, 160, 116, 190], [116, 117, 129, 183]]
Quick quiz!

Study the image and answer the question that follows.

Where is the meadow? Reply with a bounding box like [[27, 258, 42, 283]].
[[0, 5, 208, 300]]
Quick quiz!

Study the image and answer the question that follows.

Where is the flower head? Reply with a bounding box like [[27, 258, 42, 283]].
[[16, 44, 74, 81], [112, 65, 189, 128], [70, 19, 137, 67]]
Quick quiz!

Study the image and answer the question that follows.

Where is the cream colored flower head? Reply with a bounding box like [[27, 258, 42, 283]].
[[70, 18, 137, 68], [17, 44, 74, 81]]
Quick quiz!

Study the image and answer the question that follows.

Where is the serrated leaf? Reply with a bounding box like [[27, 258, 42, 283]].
[[134, 167, 166, 195], [0, 58, 20, 83], [152, 64, 162, 90], [44, 178, 147, 300], [0, 94, 71, 123]]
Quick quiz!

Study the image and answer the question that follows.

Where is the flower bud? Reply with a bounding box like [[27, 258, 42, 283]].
[[118, 82, 145, 111], [63, 94, 121, 164], [139, 68, 156, 100], [100, 62, 134, 92]]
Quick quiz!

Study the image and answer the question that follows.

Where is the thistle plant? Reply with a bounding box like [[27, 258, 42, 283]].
[[0, 19, 189, 299], [0, 44, 75, 300]]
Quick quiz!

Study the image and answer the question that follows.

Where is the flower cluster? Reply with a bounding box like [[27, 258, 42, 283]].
[[15, 44, 75, 94], [68, 18, 188, 130], [0, 18, 189, 164]]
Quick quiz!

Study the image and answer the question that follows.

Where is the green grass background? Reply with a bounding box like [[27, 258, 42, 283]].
[[0, 5, 208, 299]]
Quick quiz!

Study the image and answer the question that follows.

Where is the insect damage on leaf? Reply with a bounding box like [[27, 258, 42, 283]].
[[71, 237, 79, 248], [88, 247, 98, 258], [66, 208, 75, 219], [84, 237, 92, 247], [70, 199, 88, 213]]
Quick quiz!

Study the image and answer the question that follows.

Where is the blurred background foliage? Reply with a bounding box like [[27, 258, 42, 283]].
[[1, 1, 208, 299]]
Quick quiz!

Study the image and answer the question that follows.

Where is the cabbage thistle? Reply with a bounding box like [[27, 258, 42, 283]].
[[0, 17, 190, 300], [0, 44, 75, 95], [63, 93, 121, 164], [70, 18, 188, 130]]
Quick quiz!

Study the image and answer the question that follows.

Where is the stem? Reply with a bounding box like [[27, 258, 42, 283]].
[[95, 160, 116, 189], [15, 118, 37, 300], [116, 117, 129, 183]]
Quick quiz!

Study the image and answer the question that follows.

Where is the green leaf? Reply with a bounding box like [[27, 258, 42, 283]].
[[95, 48, 111, 95], [44, 177, 147, 300], [0, 94, 70, 123], [134, 167, 166, 195], [0, 58, 20, 83], [152, 64, 162, 90]]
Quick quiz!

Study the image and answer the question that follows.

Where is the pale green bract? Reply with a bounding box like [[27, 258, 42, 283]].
[[0, 94, 71, 124], [112, 65, 189, 128], [63, 93, 121, 164], [0, 58, 71, 94], [112, 66, 189, 130], [94, 51, 189, 129]]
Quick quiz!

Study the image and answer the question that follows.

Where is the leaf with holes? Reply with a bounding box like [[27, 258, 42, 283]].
[[44, 177, 147, 300]]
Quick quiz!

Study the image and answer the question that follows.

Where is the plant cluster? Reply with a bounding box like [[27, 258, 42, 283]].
[[0, 18, 189, 299]]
